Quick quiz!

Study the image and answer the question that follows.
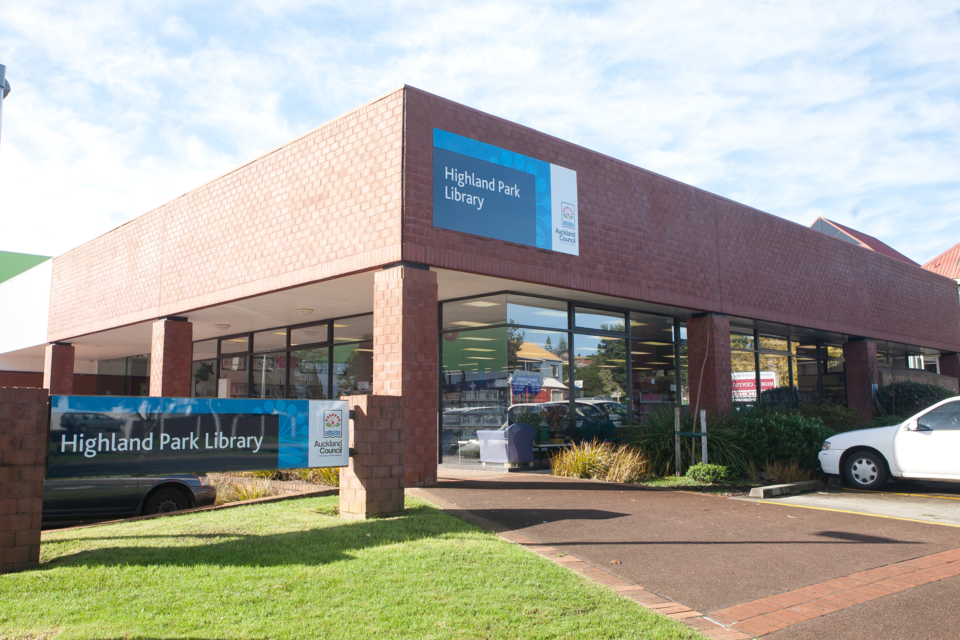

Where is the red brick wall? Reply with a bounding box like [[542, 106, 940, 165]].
[[844, 341, 879, 420], [940, 354, 960, 383], [0, 372, 43, 388], [0, 387, 49, 574], [401, 87, 960, 353], [339, 394, 405, 519], [687, 315, 732, 415], [150, 319, 193, 397], [373, 266, 438, 486], [43, 344, 74, 395], [48, 89, 405, 341]]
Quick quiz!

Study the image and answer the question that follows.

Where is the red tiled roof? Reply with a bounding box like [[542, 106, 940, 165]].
[[813, 218, 919, 266], [923, 242, 960, 280]]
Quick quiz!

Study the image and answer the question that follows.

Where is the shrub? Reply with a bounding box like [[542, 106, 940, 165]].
[[724, 409, 834, 471], [875, 381, 956, 418], [551, 440, 649, 484], [685, 463, 729, 484], [798, 402, 865, 433], [622, 407, 753, 478], [867, 415, 904, 429], [209, 475, 274, 504]]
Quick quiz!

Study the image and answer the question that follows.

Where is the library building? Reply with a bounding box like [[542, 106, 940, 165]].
[[1, 86, 959, 487]]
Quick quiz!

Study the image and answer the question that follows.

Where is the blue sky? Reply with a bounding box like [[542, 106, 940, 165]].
[[1, 1, 959, 264]]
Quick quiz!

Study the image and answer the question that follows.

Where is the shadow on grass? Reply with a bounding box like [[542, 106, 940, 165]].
[[42, 503, 630, 570]]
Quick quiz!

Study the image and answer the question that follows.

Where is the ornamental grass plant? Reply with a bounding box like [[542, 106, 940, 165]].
[[551, 440, 649, 483]]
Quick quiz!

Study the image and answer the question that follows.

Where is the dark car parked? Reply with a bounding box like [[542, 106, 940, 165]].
[[58, 411, 125, 433], [42, 474, 216, 527]]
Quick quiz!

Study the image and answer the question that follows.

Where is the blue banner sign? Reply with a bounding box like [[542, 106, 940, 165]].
[[511, 373, 543, 395], [433, 129, 579, 255], [47, 396, 349, 479]]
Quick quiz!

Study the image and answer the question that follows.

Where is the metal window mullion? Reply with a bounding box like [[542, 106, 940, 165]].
[[625, 311, 633, 426], [438, 300, 444, 464], [568, 302, 576, 436], [328, 320, 334, 400], [753, 329, 761, 405], [673, 317, 682, 410]]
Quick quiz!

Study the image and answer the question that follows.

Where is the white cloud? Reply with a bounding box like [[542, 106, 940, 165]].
[[0, 0, 958, 263]]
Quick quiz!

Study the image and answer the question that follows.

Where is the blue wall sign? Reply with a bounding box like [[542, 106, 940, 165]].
[[433, 129, 579, 255], [47, 396, 349, 479]]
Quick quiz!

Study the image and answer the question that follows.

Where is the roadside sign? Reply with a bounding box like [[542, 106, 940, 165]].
[[47, 396, 349, 479]]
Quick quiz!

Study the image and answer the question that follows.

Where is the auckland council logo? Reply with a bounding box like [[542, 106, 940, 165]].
[[323, 410, 343, 438], [561, 202, 576, 229]]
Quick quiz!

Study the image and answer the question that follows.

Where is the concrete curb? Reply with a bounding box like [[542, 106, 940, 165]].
[[748, 480, 823, 498]]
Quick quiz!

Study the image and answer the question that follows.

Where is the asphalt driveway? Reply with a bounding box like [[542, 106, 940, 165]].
[[416, 468, 960, 638]]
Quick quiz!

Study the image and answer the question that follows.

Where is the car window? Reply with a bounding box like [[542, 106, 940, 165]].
[[602, 403, 628, 417], [918, 402, 960, 430], [576, 404, 604, 420]]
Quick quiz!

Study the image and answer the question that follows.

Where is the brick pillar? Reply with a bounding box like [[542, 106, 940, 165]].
[[0, 387, 49, 574], [150, 317, 193, 397], [373, 265, 438, 487], [844, 340, 878, 421], [940, 353, 960, 384], [42, 343, 74, 395], [687, 314, 732, 415], [339, 395, 405, 519]]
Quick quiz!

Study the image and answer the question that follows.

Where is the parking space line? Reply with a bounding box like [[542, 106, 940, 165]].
[[841, 488, 960, 500], [755, 500, 960, 528]]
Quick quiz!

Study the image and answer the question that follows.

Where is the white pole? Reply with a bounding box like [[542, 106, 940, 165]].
[[674, 407, 681, 476], [700, 409, 708, 465]]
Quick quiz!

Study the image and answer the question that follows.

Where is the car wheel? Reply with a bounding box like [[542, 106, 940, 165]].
[[143, 488, 189, 514], [845, 451, 887, 490]]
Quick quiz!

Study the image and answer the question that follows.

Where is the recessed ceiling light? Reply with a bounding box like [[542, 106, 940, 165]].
[[333, 323, 349, 328], [296, 309, 313, 316], [640, 341, 673, 346], [459, 337, 494, 341], [647, 361, 669, 365], [215, 324, 231, 330], [630, 321, 648, 327], [463, 348, 495, 352], [532, 310, 567, 317], [451, 321, 489, 327], [462, 300, 501, 307], [334, 337, 362, 342], [467, 356, 495, 360], [271, 331, 286, 336], [355, 348, 373, 352], [226, 338, 248, 343]]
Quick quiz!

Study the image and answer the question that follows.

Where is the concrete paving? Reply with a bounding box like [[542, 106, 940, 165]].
[[737, 481, 960, 527], [417, 469, 960, 638]]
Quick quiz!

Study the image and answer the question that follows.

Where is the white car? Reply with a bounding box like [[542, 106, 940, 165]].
[[819, 397, 960, 490]]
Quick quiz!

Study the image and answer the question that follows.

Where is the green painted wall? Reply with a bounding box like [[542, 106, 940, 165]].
[[0, 251, 50, 284]]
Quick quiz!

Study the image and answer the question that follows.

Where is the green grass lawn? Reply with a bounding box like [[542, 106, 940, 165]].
[[1, 496, 702, 640]]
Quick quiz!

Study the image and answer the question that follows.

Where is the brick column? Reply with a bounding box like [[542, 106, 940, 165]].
[[339, 395, 405, 519], [373, 265, 438, 487], [0, 387, 49, 574], [687, 314, 732, 415], [843, 339, 879, 421], [940, 353, 960, 384], [42, 343, 74, 395], [149, 317, 193, 397]]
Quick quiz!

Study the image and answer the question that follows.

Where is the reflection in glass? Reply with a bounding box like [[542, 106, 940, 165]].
[[220, 335, 250, 354], [253, 330, 287, 353], [731, 332, 755, 351], [192, 359, 217, 398], [289, 348, 329, 399], [575, 307, 625, 332], [220, 356, 248, 398], [193, 340, 217, 361], [333, 315, 373, 343], [441, 294, 569, 331], [758, 353, 793, 404], [290, 323, 328, 347], [758, 335, 788, 352], [252, 353, 287, 399], [332, 341, 373, 397]]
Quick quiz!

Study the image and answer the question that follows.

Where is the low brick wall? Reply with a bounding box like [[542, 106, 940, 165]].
[[1, 387, 49, 574], [879, 366, 959, 393]]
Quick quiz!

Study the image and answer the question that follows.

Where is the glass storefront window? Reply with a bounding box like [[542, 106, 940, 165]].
[[574, 334, 627, 436], [332, 341, 373, 397], [758, 353, 792, 404], [193, 339, 217, 360], [442, 294, 568, 331], [289, 348, 329, 399], [334, 316, 373, 343], [220, 335, 250, 354], [575, 307, 625, 332], [731, 332, 755, 351], [96, 355, 150, 396], [758, 335, 788, 352], [192, 359, 217, 398], [731, 348, 757, 404], [290, 323, 328, 347], [254, 330, 287, 353], [252, 353, 287, 399], [220, 356, 248, 398]]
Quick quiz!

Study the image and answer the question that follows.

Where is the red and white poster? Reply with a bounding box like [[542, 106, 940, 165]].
[[731, 371, 777, 401]]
